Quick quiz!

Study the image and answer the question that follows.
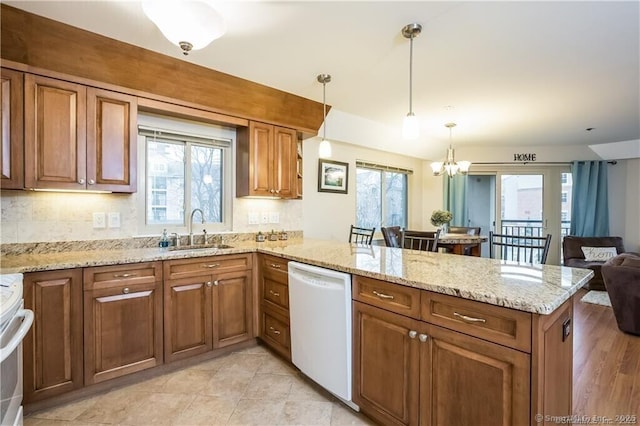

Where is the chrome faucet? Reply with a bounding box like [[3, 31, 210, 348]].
[[188, 208, 205, 245]]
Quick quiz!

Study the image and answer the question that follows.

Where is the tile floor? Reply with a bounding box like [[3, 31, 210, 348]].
[[24, 345, 376, 426]]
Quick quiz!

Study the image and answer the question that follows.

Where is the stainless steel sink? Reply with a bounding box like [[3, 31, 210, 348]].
[[168, 244, 233, 251]]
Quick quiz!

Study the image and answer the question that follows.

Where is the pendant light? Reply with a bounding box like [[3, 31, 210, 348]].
[[431, 123, 472, 177], [317, 74, 332, 159], [142, 1, 226, 55], [402, 23, 422, 140]]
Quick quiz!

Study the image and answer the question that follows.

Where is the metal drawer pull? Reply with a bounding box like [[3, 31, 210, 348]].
[[408, 330, 417, 339], [206, 281, 213, 287], [270, 263, 281, 269], [113, 273, 137, 278], [88, 179, 95, 185], [269, 326, 281, 335], [214, 280, 219, 286], [418, 334, 429, 342], [122, 287, 130, 294], [202, 263, 220, 268], [372, 290, 394, 300], [453, 312, 487, 323], [269, 290, 280, 297]]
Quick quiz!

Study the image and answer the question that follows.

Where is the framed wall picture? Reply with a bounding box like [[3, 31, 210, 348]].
[[318, 159, 349, 194]]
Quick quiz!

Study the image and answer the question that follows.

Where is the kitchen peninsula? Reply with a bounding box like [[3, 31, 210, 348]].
[[1, 238, 593, 426]]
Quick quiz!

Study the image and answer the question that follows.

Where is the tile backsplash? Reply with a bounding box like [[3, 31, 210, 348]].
[[0, 191, 302, 244]]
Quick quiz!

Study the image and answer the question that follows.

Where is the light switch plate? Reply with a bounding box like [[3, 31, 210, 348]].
[[269, 212, 280, 223], [248, 212, 259, 225], [108, 212, 121, 228], [93, 212, 106, 229]]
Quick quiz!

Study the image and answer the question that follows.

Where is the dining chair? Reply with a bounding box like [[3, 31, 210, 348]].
[[402, 229, 441, 252], [349, 225, 376, 245], [381, 226, 403, 248], [489, 231, 552, 264], [448, 226, 481, 236]]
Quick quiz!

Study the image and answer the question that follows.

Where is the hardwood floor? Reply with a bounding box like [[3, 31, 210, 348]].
[[573, 288, 640, 419]]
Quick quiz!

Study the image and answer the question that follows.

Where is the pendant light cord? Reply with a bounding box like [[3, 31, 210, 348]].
[[409, 35, 414, 114], [323, 81, 327, 140]]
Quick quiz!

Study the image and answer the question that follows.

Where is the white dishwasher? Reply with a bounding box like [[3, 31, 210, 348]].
[[288, 262, 357, 409]]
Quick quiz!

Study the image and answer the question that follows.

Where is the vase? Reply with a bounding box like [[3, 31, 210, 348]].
[[439, 224, 449, 235]]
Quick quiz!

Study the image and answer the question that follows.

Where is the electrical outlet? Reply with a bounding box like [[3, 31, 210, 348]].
[[93, 212, 106, 229], [269, 212, 280, 223], [248, 212, 259, 225], [261, 212, 269, 224], [108, 212, 121, 228]]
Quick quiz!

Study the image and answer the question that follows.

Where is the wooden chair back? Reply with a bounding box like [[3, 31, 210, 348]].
[[381, 226, 403, 248], [349, 225, 376, 245], [489, 232, 552, 264], [448, 226, 481, 236], [402, 230, 441, 252]]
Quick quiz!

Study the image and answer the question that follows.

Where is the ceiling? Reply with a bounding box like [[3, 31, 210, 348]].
[[6, 1, 639, 160]]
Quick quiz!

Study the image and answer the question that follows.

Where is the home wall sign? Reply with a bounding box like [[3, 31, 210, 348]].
[[513, 153, 537, 162]]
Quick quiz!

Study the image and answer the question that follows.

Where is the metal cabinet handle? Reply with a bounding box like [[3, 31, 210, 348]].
[[408, 330, 417, 339], [269, 326, 281, 335], [275, 189, 281, 194], [113, 273, 136, 278], [122, 287, 130, 294], [453, 312, 487, 323], [372, 290, 394, 300], [270, 263, 281, 269], [78, 178, 85, 185], [202, 263, 220, 268], [206, 281, 213, 287], [418, 334, 429, 342], [88, 179, 95, 185], [269, 290, 280, 297], [213, 280, 219, 286]]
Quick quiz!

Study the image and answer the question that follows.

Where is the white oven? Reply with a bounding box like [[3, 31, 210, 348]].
[[1, 273, 33, 426]]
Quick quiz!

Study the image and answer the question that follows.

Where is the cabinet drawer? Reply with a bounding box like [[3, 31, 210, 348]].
[[84, 262, 161, 290], [263, 275, 289, 310], [353, 275, 421, 319], [260, 254, 289, 274], [165, 254, 252, 280], [261, 307, 291, 360], [421, 291, 532, 352]]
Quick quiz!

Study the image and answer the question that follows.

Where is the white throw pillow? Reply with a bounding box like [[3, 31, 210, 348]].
[[581, 246, 617, 262]]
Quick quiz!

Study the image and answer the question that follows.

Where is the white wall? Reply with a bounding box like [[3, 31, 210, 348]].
[[608, 158, 640, 252], [302, 137, 433, 242]]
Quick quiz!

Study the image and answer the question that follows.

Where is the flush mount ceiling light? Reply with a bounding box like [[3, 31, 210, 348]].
[[142, 1, 226, 55], [402, 23, 422, 140], [430, 123, 472, 177], [317, 73, 332, 159]]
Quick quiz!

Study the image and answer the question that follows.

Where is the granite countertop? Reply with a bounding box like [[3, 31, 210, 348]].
[[0, 238, 593, 315]]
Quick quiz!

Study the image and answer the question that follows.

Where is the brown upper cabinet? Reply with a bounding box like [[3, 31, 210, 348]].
[[24, 74, 137, 192], [237, 121, 298, 198], [0, 68, 24, 189]]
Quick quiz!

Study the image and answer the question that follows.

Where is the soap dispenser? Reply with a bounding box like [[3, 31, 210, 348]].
[[159, 229, 170, 248]]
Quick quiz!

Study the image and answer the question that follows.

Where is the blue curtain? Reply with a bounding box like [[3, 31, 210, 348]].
[[570, 161, 609, 236], [443, 174, 468, 227]]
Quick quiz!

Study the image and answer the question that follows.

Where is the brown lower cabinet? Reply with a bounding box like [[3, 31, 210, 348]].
[[163, 254, 254, 363], [257, 254, 291, 360], [353, 274, 572, 426], [83, 262, 163, 385], [23, 269, 84, 403]]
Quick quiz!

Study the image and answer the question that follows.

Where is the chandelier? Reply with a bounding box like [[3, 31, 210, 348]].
[[430, 123, 471, 177]]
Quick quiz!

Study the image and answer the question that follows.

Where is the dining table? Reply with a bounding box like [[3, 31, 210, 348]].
[[437, 233, 488, 257]]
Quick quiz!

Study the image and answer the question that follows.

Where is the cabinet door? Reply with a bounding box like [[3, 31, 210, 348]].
[[0, 68, 24, 189], [86, 88, 137, 192], [24, 74, 87, 190], [273, 126, 296, 198], [424, 324, 530, 426], [248, 121, 273, 196], [23, 269, 83, 403], [212, 270, 253, 348], [84, 281, 163, 385], [164, 275, 213, 362], [353, 301, 421, 426]]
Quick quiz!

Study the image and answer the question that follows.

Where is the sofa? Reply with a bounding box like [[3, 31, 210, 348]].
[[562, 236, 626, 290], [601, 253, 640, 335]]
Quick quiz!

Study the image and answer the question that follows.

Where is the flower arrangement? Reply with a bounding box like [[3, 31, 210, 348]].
[[430, 209, 453, 227]]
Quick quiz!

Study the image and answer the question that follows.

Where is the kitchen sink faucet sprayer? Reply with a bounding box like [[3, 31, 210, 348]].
[[189, 208, 205, 246]]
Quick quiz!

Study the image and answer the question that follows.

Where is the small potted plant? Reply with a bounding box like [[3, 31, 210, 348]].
[[430, 209, 453, 234]]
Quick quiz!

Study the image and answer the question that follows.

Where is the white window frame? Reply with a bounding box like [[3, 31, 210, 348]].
[[137, 113, 235, 235]]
